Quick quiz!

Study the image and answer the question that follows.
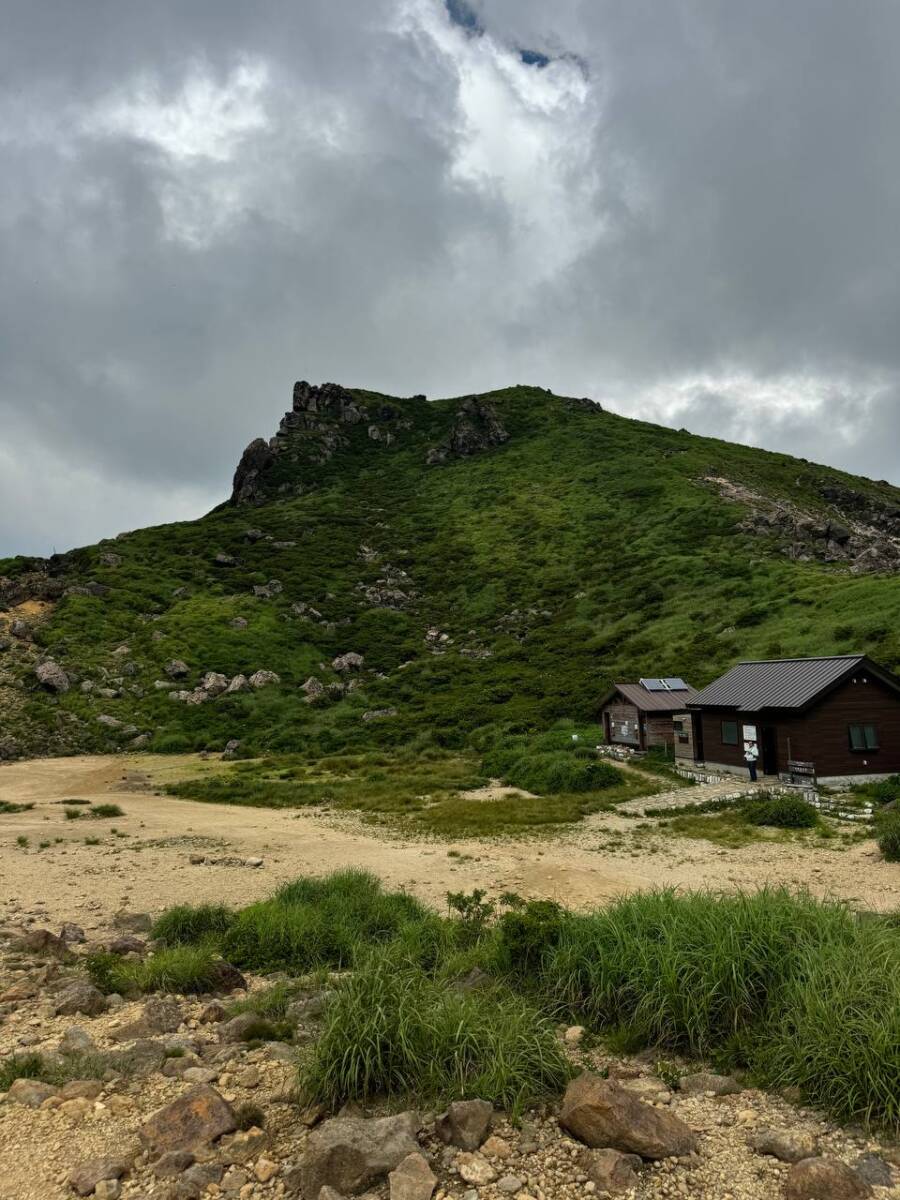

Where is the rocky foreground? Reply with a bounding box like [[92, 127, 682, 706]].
[[0, 920, 898, 1200]]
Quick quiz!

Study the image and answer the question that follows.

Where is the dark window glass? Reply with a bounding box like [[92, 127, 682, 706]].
[[721, 721, 738, 745], [849, 724, 879, 751]]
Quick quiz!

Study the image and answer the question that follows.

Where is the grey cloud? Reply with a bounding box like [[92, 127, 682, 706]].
[[1, 0, 900, 556]]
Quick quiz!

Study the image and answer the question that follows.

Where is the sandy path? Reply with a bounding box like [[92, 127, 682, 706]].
[[0, 755, 897, 931]]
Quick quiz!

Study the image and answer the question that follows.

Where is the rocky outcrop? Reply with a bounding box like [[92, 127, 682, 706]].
[[230, 381, 412, 505], [426, 398, 509, 465], [231, 438, 276, 506], [705, 475, 900, 572]]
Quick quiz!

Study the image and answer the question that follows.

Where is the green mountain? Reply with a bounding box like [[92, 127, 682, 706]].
[[2, 382, 900, 760]]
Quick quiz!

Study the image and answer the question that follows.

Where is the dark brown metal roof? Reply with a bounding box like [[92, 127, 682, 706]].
[[689, 655, 881, 712], [609, 681, 697, 712]]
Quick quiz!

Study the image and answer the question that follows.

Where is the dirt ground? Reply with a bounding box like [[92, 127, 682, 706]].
[[1, 754, 897, 931]]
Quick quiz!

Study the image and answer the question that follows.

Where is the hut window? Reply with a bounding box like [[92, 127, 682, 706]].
[[721, 720, 738, 745], [848, 723, 878, 751], [673, 719, 684, 732]]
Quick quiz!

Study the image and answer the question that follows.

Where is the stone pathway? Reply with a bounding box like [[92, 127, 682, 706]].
[[615, 778, 764, 816]]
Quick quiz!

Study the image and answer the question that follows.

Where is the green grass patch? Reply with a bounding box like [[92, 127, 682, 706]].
[[0, 801, 34, 815], [300, 946, 571, 1113], [90, 803, 124, 819], [151, 903, 235, 947], [86, 945, 233, 996], [222, 870, 428, 973]]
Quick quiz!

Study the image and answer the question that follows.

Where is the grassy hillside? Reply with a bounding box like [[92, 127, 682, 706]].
[[2, 383, 900, 759]]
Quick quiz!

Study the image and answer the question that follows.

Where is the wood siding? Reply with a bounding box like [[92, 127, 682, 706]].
[[645, 714, 677, 749], [602, 701, 641, 746], [693, 673, 900, 777]]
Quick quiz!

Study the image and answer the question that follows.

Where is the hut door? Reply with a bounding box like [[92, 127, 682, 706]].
[[761, 726, 778, 775]]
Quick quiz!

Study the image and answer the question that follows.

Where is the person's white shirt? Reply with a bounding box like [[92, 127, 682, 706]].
[[744, 744, 759, 762]]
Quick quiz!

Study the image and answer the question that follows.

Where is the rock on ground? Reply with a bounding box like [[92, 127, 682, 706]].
[[436, 1099, 493, 1150], [388, 1152, 437, 1200], [559, 1072, 697, 1160], [298, 1112, 421, 1197], [784, 1156, 873, 1199], [139, 1086, 236, 1155]]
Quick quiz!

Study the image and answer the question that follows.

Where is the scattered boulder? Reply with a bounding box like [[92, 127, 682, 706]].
[[150, 1150, 196, 1179], [139, 1086, 236, 1155], [58, 1027, 96, 1055], [249, 669, 280, 689], [106, 935, 145, 956], [679, 1072, 742, 1097], [224, 674, 250, 694], [113, 910, 152, 933], [164, 659, 190, 679], [17, 928, 71, 958], [302, 676, 325, 701], [578, 1148, 642, 1194], [55, 980, 108, 1017], [110, 997, 181, 1041], [362, 708, 398, 722], [298, 1112, 421, 1198], [749, 1127, 820, 1164], [199, 1001, 227, 1025], [389, 1153, 436, 1200], [35, 659, 70, 693], [332, 652, 364, 672], [59, 922, 87, 944], [7, 1078, 59, 1107], [456, 1153, 497, 1186], [68, 1157, 132, 1197], [201, 671, 229, 696], [853, 1154, 894, 1188], [214, 553, 236, 567], [784, 1157, 873, 1200], [220, 1012, 265, 1043], [559, 1073, 697, 1160], [222, 738, 242, 759], [436, 1099, 493, 1151]]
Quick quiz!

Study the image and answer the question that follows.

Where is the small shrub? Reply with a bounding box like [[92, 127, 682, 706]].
[[0, 1053, 44, 1091], [15, 835, 28, 848], [234, 1102, 266, 1130], [0, 802, 34, 815], [877, 809, 900, 863], [63, 808, 82, 821], [84, 836, 101, 846], [91, 804, 124, 819], [493, 899, 568, 978], [151, 903, 235, 947], [741, 794, 818, 829]]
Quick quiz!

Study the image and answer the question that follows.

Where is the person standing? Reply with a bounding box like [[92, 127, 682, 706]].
[[744, 740, 759, 782]]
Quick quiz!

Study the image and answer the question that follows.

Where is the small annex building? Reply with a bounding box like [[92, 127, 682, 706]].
[[685, 654, 900, 784], [600, 677, 697, 752]]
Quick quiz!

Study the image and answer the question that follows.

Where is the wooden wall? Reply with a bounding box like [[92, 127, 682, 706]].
[[693, 673, 900, 777]]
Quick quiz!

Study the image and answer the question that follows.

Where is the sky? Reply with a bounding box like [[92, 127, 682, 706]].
[[2, 0, 900, 557]]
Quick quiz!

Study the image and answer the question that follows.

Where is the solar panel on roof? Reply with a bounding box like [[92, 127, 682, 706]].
[[639, 678, 666, 690], [663, 677, 689, 690]]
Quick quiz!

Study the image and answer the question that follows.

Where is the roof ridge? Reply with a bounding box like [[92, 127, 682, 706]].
[[736, 654, 864, 665]]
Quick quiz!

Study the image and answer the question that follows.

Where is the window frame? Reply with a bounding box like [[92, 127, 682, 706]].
[[721, 720, 739, 746], [848, 723, 879, 752]]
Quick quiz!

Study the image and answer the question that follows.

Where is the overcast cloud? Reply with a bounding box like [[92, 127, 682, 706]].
[[2, 0, 900, 556]]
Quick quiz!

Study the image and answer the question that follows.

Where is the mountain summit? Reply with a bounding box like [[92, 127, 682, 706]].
[[1, 383, 899, 760]]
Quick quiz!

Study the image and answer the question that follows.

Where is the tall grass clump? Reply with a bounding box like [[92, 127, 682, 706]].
[[151, 903, 235, 947], [876, 808, 900, 862], [533, 889, 858, 1055], [87, 945, 231, 995], [301, 946, 571, 1113], [222, 870, 429, 973], [753, 917, 900, 1127]]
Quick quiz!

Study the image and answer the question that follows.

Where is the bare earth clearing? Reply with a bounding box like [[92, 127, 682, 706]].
[[0, 754, 898, 1200], [0, 755, 896, 930]]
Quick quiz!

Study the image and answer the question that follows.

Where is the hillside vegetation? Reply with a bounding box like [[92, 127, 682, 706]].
[[2, 382, 900, 759]]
